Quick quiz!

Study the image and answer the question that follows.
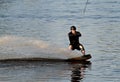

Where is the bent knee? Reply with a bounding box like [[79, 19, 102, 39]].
[[69, 45, 75, 50], [69, 45, 72, 50], [79, 45, 83, 49]]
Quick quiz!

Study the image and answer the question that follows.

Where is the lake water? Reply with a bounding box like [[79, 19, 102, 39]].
[[0, 0, 120, 82]]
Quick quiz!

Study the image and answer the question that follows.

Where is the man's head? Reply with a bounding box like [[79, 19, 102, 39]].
[[70, 26, 76, 30], [70, 26, 76, 34]]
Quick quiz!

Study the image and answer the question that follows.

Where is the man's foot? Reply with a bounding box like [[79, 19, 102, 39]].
[[81, 50, 85, 55]]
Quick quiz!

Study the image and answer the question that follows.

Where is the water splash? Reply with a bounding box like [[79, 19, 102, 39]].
[[0, 35, 81, 60]]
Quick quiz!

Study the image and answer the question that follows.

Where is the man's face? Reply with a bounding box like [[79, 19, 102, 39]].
[[71, 29, 76, 34]]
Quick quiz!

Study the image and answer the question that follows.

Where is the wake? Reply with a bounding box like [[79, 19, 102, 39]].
[[0, 35, 81, 60]]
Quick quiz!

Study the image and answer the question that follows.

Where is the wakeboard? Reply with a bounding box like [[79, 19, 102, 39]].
[[67, 54, 92, 62], [0, 54, 92, 62]]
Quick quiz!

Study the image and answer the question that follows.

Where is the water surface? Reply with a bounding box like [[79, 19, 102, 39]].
[[0, 0, 120, 82]]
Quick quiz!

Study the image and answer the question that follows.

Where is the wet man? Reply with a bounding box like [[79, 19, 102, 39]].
[[68, 26, 85, 55]]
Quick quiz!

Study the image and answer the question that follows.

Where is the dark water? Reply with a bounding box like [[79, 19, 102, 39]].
[[0, 60, 91, 82], [0, 0, 120, 82]]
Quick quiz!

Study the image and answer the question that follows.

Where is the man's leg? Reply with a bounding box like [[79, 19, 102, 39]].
[[79, 44, 85, 55], [69, 45, 72, 50], [69, 45, 75, 50]]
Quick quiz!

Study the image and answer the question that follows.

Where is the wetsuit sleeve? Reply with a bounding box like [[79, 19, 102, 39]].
[[77, 32, 82, 37]]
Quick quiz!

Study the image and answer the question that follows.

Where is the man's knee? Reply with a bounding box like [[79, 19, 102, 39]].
[[79, 45, 83, 49], [69, 45, 72, 50], [69, 45, 75, 50]]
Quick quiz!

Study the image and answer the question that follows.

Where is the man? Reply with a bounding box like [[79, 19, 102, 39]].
[[68, 26, 85, 55]]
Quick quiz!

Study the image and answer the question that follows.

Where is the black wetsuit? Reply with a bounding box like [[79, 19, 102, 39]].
[[68, 31, 83, 50]]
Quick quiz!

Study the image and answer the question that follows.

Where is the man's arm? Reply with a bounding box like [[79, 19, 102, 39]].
[[77, 31, 82, 37]]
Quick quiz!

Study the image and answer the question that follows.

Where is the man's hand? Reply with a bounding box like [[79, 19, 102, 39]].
[[68, 45, 72, 50]]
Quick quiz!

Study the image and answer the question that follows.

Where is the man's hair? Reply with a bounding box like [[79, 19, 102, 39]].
[[70, 26, 76, 30]]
